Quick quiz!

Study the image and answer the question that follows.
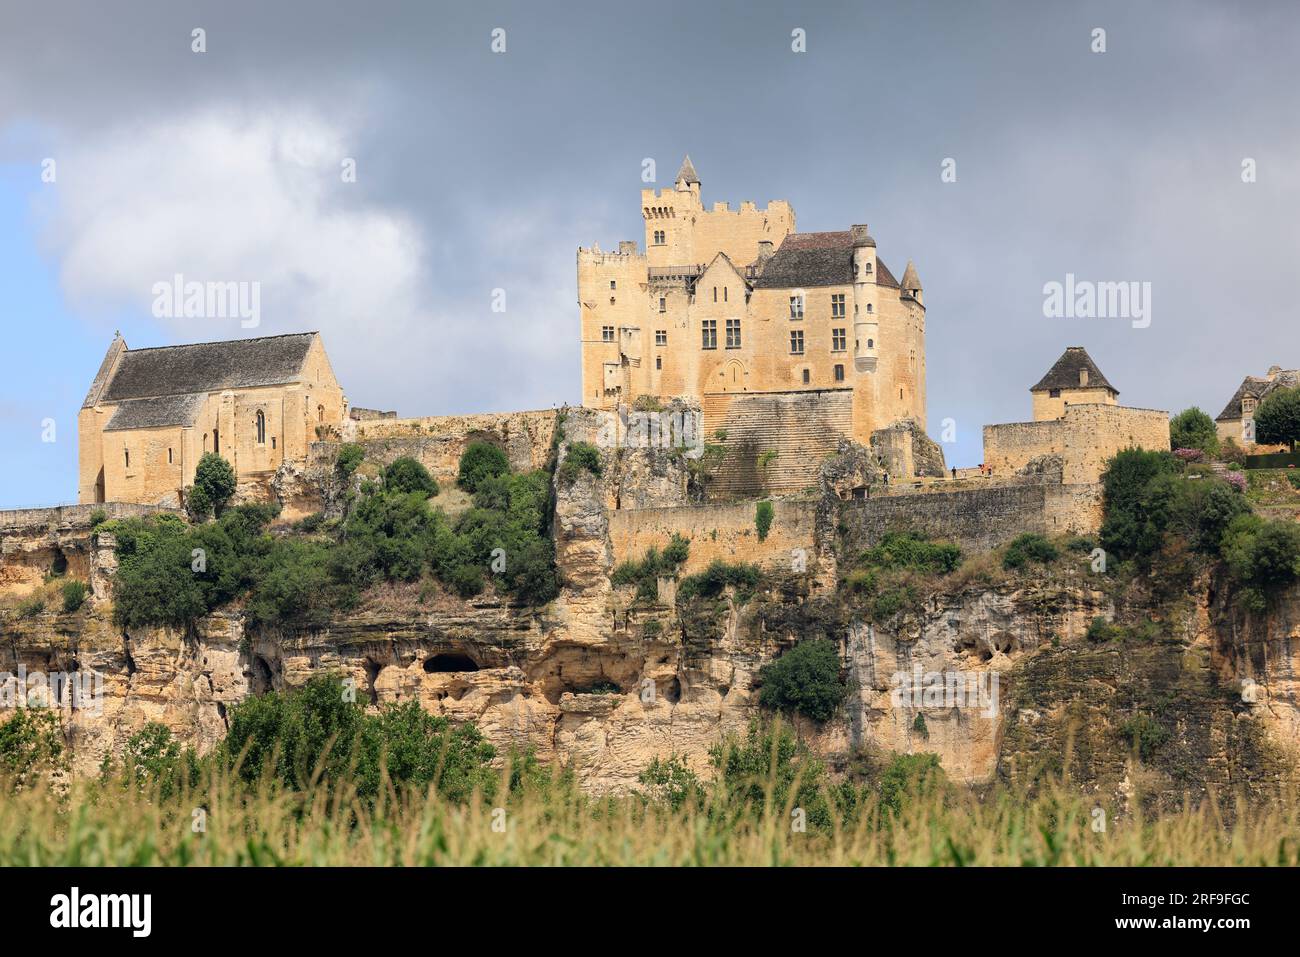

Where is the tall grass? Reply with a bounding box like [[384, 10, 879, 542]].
[[2, 762, 1299, 866]]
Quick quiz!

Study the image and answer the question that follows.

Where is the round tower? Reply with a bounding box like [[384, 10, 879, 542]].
[[850, 224, 878, 373]]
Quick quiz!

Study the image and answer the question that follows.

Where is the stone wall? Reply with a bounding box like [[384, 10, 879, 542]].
[[608, 499, 819, 574], [341, 409, 561, 484], [984, 404, 1169, 485]]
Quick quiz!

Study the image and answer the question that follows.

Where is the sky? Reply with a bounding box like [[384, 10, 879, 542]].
[[1, 0, 1298, 507]]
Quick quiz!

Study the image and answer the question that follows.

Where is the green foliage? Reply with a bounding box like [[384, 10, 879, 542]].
[[193, 453, 237, 518], [1255, 386, 1300, 452], [755, 500, 774, 542], [638, 754, 702, 810], [222, 676, 497, 802], [757, 639, 847, 722], [335, 443, 364, 478], [16, 595, 46, 618], [757, 450, 778, 470], [559, 441, 602, 482], [383, 457, 438, 496], [677, 560, 761, 602], [1222, 514, 1300, 599], [457, 441, 510, 493], [911, 713, 929, 740], [1289, 472, 1300, 491], [611, 535, 690, 601], [0, 709, 64, 789], [1100, 448, 1179, 561], [105, 723, 201, 798], [708, 719, 835, 829], [1002, 533, 1059, 570], [862, 532, 962, 574], [88, 509, 108, 529], [1118, 713, 1170, 762], [871, 584, 921, 622], [876, 752, 945, 817], [60, 580, 88, 613], [1169, 407, 1220, 454]]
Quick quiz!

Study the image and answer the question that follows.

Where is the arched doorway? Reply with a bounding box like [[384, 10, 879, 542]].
[[719, 358, 748, 393]]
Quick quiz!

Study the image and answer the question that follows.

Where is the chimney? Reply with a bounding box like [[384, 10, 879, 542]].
[[850, 224, 870, 245], [757, 240, 774, 261]]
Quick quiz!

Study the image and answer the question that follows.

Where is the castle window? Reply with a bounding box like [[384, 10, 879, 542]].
[[318, 404, 325, 422], [867, 338, 874, 349], [723, 287, 728, 303], [609, 297, 615, 305], [832, 328, 846, 352], [789, 295, 804, 319], [602, 326, 615, 342], [610, 280, 616, 290], [272, 437, 276, 449], [659, 297, 666, 313], [834, 364, 845, 382], [713, 286, 718, 302], [655, 330, 667, 346], [701, 319, 717, 350], [864, 262, 872, 274], [866, 303, 873, 313], [726, 318, 742, 349], [653, 230, 665, 245], [256, 410, 266, 444], [214, 429, 219, 455], [899, 388, 904, 400], [831, 294, 846, 318], [124, 449, 130, 469], [1049, 389, 1061, 398], [802, 369, 811, 384], [790, 330, 804, 354], [168, 448, 173, 464], [656, 356, 662, 370]]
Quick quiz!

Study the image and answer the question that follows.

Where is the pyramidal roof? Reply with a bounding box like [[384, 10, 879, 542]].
[[1030, 346, 1117, 395], [675, 155, 700, 185]]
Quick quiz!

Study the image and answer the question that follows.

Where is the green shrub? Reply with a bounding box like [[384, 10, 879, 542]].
[[1222, 515, 1300, 598], [708, 719, 836, 830], [638, 754, 702, 810], [1119, 713, 1170, 761], [383, 457, 439, 496], [335, 443, 364, 478], [755, 500, 774, 542], [1002, 533, 1059, 570], [862, 532, 962, 574], [193, 453, 237, 518], [0, 709, 64, 788], [559, 441, 602, 482], [1086, 616, 1119, 642], [677, 560, 761, 602], [757, 639, 847, 722], [457, 441, 510, 493], [60, 580, 88, 613], [611, 535, 690, 601], [876, 752, 945, 817], [16, 594, 46, 618], [1099, 448, 1180, 561], [88, 509, 108, 529], [1289, 472, 1300, 490], [871, 584, 921, 621]]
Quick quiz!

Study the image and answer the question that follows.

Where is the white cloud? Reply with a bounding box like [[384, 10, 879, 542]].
[[35, 108, 427, 346]]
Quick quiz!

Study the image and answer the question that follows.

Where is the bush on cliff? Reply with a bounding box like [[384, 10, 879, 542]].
[[558, 441, 602, 482], [193, 452, 237, 518], [757, 639, 847, 723], [1169, 407, 1220, 455], [382, 457, 439, 497], [863, 531, 962, 574], [1002, 533, 1059, 570], [677, 560, 761, 602], [0, 709, 65, 790], [611, 534, 690, 601], [457, 441, 509, 493]]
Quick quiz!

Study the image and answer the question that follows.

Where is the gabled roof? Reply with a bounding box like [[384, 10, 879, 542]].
[[103, 393, 207, 432], [97, 333, 318, 403], [752, 231, 901, 290], [1216, 370, 1300, 421], [1030, 347, 1118, 395]]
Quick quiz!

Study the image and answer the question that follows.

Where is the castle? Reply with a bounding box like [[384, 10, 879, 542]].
[[78, 332, 346, 506], [1216, 365, 1300, 446], [578, 157, 927, 448]]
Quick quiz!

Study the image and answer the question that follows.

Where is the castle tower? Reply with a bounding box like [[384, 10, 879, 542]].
[[850, 225, 879, 373], [901, 260, 923, 307]]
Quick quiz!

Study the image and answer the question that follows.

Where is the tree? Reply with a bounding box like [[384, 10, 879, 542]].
[[383, 457, 438, 496], [1099, 448, 1178, 560], [457, 441, 510, 493], [193, 453, 237, 518], [1255, 387, 1300, 452], [757, 639, 847, 722], [1169, 407, 1219, 455]]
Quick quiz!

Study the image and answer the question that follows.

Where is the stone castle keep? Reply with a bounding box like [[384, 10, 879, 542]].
[[579, 157, 926, 452]]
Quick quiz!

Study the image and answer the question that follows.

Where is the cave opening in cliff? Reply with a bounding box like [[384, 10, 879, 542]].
[[363, 657, 381, 705], [251, 655, 275, 694], [423, 653, 479, 673], [50, 548, 68, 577]]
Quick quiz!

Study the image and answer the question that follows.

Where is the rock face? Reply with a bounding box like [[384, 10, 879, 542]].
[[2, 466, 1298, 800]]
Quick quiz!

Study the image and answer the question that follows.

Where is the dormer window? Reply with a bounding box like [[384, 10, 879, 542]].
[[1243, 397, 1257, 415], [1049, 389, 1061, 398]]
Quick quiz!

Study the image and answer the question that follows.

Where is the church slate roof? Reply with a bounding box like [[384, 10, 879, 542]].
[[100, 333, 317, 402], [753, 231, 901, 290], [103, 393, 208, 432], [1030, 347, 1118, 395], [1216, 370, 1300, 421]]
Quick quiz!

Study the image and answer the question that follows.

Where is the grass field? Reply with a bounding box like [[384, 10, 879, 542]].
[[3, 767, 1300, 867]]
